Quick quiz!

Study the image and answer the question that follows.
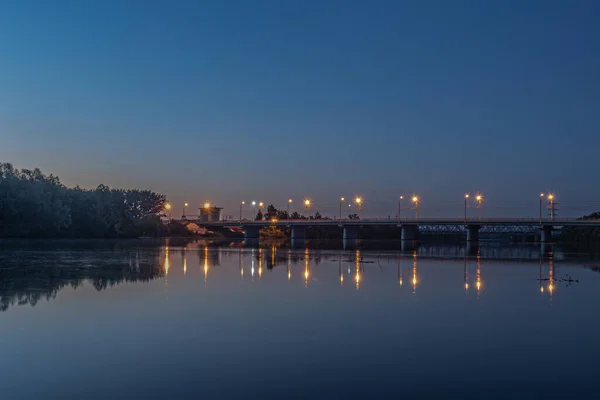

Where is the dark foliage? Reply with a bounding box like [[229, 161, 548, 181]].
[[0, 163, 167, 238]]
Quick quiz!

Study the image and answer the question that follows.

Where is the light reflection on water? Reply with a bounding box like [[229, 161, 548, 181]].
[[0, 240, 599, 398]]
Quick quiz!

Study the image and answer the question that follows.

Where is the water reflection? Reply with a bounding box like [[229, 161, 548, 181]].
[[0, 241, 596, 313], [0, 247, 164, 312]]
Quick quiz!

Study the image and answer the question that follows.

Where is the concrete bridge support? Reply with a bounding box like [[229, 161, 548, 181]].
[[401, 225, 419, 241], [540, 226, 553, 243], [343, 226, 359, 250], [291, 226, 307, 248], [401, 240, 417, 252], [466, 225, 481, 242], [243, 226, 261, 240], [343, 226, 359, 240], [291, 226, 307, 241]]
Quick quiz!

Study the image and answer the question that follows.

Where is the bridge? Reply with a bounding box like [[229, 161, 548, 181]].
[[195, 217, 600, 243]]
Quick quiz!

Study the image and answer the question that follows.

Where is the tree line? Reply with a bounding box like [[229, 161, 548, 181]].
[[0, 163, 167, 238], [254, 204, 359, 221]]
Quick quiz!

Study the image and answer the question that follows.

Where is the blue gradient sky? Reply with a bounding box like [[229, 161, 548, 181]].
[[1, 0, 599, 217]]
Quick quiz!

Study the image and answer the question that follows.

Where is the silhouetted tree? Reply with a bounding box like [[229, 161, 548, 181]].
[[348, 213, 360, 220], [265, 204, 278, 220], [255, 210, 264, 221], [314, 211, 322, 220], [276, 210, 290, 220], [290, 211, 302, 220]]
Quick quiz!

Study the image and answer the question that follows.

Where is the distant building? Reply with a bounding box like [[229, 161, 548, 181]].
[[198, 206, 223, 222]]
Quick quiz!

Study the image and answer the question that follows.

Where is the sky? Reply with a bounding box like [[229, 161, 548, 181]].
[[1, 0, 599, 218]]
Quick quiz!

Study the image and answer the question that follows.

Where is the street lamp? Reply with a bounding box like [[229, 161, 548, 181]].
[[411, 196, 419, 219], [340, 197, 345, 220], [398, 196, 404, 220], [204, 202, 211, 209], [304, 199, 311, 219], [240, 201, 245, 221], [464, 194, 470, 223], [252, 201, 257, 219], [475, 193, 483, 219], [354, 197, 362, 218], [182, 202, 188, 219], [540, 193, 556, 222], [547, 193, 555, 220], [287, 198, 292, 217], [164, 203, 172, 219]]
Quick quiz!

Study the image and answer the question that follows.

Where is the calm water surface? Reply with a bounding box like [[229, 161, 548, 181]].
[[1, 240, 600, 399]]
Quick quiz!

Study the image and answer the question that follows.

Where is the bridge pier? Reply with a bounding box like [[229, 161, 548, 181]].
[[401, 240, 417, 252], [343, 226, 359, 250], [291, 226, 307, 241], [401, 225, 419, 241], [466, 225, 481, 242], [343, 226, 359, 240], [540, 225, 553, 243], [291, 226, 307, 248], [243, 225, 261, 240], [466, 242, 479, 256]]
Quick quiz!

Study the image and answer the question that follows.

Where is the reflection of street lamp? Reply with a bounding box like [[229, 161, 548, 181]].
[[339, 197, 345, 220], [304, 199, 311, 219], [464, 194, 470, 223], [355, 197, 362, 218], [411, 196, 419, 219]]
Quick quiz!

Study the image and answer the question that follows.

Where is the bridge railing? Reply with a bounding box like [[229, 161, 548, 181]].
[[212, 217, 600, 225]]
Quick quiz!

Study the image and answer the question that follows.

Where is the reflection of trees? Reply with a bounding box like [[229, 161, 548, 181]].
[[0, 250, 163, 312]]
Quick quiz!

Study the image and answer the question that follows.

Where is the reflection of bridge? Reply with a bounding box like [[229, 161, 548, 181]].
[[198, 218, 600, 243]]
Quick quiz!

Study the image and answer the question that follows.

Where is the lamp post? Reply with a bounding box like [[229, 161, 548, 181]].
[[252, 201, 257, 220], [182, 202, 188, 219], [464, 194, 469, 223], [240, 201, 245, 221], [164, 203, 172, 236], [287, 199, 292, 217], [355, 197, 362, 219], [398, 196, 404, 221], [411, 196, 419, 220], [539, 193, 545, 225], [304, 199, 311, 219], [475, 194, 483, 220], [340, 197, 345, 220], [547, 194, 555, 221]]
